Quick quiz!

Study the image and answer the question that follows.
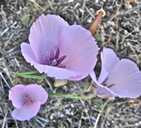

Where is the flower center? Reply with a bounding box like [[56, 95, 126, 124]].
[[45, 48, 66, 68], [22, 94, 34, 106]]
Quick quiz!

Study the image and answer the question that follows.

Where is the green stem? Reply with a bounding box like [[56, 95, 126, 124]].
[[48, 92, 94, 99]]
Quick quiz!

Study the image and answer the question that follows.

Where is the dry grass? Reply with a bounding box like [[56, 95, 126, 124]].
[[0, 0, 141, 127]]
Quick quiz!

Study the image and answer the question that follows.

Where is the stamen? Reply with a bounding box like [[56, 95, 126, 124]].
[[22, 94, 34, 105], [58, 65, 66, 68], [50, 60, 58, 66], [50, 50, 54, 60], [46, 56, 50, 65], [55, 48, 60, 59], [45, 48, 66, 68], [57, 55, 67, 65]]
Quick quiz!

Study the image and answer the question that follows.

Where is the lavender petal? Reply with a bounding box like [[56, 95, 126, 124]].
[[55, 48, 60, 59]]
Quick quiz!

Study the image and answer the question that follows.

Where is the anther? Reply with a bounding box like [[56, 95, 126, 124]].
[[45, 48, 66, 68], [55, 48, 60, 59], [50, 50, 54, 60], [58, 65, 66, 68], [51, 60, 58, 66], [57, 55, 67, 65], [46, 56, 50, 65]]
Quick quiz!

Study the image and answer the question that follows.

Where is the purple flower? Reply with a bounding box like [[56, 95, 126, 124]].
[[21, 14, 99, 80], [90, 48, 141, 99], [9, 84, 48, 121]]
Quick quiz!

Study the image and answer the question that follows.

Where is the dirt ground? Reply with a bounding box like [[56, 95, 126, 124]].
[[0, 0, 141, 128]]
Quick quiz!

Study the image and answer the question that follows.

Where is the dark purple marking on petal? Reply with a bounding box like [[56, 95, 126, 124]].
[[55, 48, 60, 59], [103, 83, 107, 86], [58, 65, 66, 68], [57, 55, 67, 65], [107, 84, 115, 88], [101, 77, 109, 86], [50, 50, 54, 60]]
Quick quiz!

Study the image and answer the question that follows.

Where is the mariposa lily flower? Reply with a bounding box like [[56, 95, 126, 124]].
[[9, 84, 48, 121], [21, 14, 99, 83], [90, 48, 141, 99]]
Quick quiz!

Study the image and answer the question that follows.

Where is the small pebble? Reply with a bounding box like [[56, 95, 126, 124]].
[[138, 121, 141, 126], [87, 17, 92, 23], [90, 116, 96, 121], [95, 0, 99, 3], [50, 115, 53, 120], [66, 109, 71, 115], [70, 104, 74, 108], [124, 30, 128, 35]]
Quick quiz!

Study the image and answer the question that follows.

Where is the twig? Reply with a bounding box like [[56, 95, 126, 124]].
[[0, 72, 11, 89], [80, 99, 92, 125], [121, 28, 139, 44], [2, 111, 8, 128], [101, 101, 112, 128], [110, 4, 141, 21], [29, 0, 48, 13], [94, 100, 109, 128], [79, 0, 95, 19]]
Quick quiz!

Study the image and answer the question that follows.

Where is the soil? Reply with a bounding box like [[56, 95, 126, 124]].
[[0, 0, 141, 128]]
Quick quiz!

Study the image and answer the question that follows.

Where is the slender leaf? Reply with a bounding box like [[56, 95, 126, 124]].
[[93, 100, 102, 108], [9, 71, 38, 75], [48, 92, 94, 99], [9, 71, 47, 79]]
